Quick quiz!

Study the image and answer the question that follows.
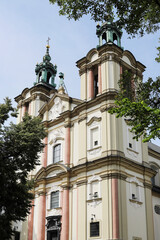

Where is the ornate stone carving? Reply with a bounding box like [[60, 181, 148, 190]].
[[47, 170, 63, 178], [49, 97, 65, 120], [47, 208, 62, 217]]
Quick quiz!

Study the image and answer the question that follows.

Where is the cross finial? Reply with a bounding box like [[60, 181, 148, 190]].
[[46, 37, 51, 47]]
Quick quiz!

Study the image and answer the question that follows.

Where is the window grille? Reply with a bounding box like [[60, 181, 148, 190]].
[[90, 222, 99, 237]]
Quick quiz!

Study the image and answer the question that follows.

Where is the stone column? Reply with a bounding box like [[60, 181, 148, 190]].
[[80, 70, 87, 100], [37, 192, 46, 240], [42, 136, 48, 167], [28, 102, 31, 115], [112, 178, 119, 239], [61, 187, 69, 240], [88, 69, 94, 99], [78, 114, 87, 164], [64, 123, 71, 165], [28, 199, 34, 240], [98, 64, 102, 94], [77, 179, 87, 240], [22, 104, 26, 118], [144, 179, 154, 240]]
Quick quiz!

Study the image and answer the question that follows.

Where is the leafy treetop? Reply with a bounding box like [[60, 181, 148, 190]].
[[49, 0, 160, 36], [108, 72, 160, 142]]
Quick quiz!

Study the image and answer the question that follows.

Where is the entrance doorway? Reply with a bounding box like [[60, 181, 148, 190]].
[[47, 230, 58, 240], [46, 215, 61, 240]]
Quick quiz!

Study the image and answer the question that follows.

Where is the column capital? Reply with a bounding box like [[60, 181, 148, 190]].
[[64, 122, 73, 128]]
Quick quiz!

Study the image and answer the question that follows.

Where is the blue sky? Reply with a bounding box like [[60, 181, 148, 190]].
[[0, 0, 159, 144]]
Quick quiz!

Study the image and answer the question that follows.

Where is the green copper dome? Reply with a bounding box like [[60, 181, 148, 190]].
[[34, 45, 57, 88], [96, 20, 123, 48]]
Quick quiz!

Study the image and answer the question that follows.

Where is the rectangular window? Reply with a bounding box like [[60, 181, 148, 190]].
[[53, 144, 61, 163], [90, 222, 100, 237], [91, 127, 98, 149], [128, 128, 136, 150], [51, 191, 59, 209]]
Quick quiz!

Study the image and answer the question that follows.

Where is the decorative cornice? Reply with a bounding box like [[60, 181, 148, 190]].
[[98, 43, 123, 58], [76, 179, 87, 187], [143, 182, 152, 190], [61, 184, 70, 190], [100, 103, 115, 112], [78, 115, 87, 123], [79, 66, 87, 76], [148, 148, 160, 161], [100, 172, 127, 181]]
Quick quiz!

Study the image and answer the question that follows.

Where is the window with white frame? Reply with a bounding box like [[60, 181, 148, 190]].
[[50, 191, 59, 209], [90, 127, 99, 149], [128, 177, 142, 203], [128, 127, 136, 151], [90, 181, 99, 198], [53, 144, 61, 163], [131, 182, 138, 200], [88, 175, 101, 200]]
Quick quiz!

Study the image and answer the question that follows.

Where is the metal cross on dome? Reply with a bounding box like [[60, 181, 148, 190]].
[[47, 37, 51, 47]]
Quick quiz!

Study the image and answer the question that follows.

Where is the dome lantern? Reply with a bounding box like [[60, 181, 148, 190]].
[[34, 41, 57, 88], [96, 20, 123, 48]]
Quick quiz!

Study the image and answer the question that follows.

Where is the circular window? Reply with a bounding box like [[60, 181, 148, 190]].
[[154, 205, 160, 215]]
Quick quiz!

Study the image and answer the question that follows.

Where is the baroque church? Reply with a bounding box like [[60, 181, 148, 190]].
[[12, 21, 160, 240]]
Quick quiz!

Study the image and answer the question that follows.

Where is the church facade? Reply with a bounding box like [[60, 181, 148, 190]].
[[13, 22, 160, 240]]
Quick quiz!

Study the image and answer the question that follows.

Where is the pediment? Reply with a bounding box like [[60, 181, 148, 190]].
[[35, 163, 69, 181], [86, 48, 98, 62], [35, 167, 46, 181], [88, 175, 102, 183], [126, 176, 143, 186], [49, 128, 65, 145], [122, 50, 137, 68], [46, 163, 69, 178], [48, 96, 66, 120], [87, 117, 101, 126]]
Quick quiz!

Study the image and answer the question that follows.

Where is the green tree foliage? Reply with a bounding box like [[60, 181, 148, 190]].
[[109, 73, 160, 142], [0, 98, 46, 239], [49, 0, 160, 36]]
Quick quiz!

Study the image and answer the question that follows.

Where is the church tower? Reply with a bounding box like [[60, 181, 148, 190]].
[[13, 23, 160, 240], [15, 44, 58, 123]]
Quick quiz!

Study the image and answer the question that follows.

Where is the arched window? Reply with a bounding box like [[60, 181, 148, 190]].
[[93, 66, 98, 98], [38, 71, 42, 82], [113, 32, 118, 45], [102, 32, 107, 44], [53, 144, 61, 163], [47, 71, 52, 84]]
